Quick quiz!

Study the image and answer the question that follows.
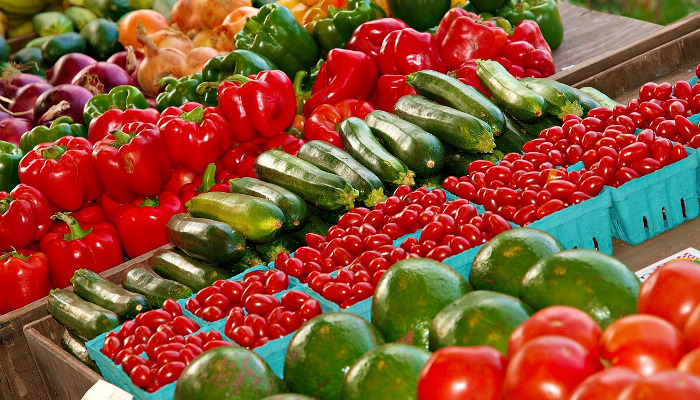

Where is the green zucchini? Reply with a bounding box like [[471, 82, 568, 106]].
[[297, 140, 387, 208], [234, 246, 266, 271], [338, 117, 416, 186], [496, 113, 540, 154], [61, 328, 99, 372], [579, 87, 619, 109], [415, 174, 446, 189], [121, 265, 193, 309], [148, 249, 234, 292], [254, 149, 358, 212], [512, 114, 560, 138], [166, 213, 246, 266], [444, 146, 504, 177], [364, 110, 445, 178], [186, 192, 285, 243], [406, 69, 505, 135], [476, 59, 547, 123], [47, 289, 120, 341], [229, 177, 308, 232], [520, 77, 585, 119], [393, 95, 496, 153], [256, 235, 299, 264], [289, 213, 330, 244], [71, 269, 149, 322], [571, 87, 603, 115]]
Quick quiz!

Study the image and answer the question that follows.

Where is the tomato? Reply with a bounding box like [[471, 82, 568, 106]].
[[569, 367, 640, 400], [536, 199, 566, 219], [161, 298, 183, 318], [121, 354, 147, 375], [618, 371, 700, 400], [102, 334, 123, 360], [502, 336, 600, 400], [417, 346, 506, 400], [677, 347, 700, 377], [507, 306, 602, 359], [298, 299, 322, 321], [684, 303, 700, 349], [229, 325, 257, 347], [204, 293, 230, 311], [195, 285, 221, 304], [322, 282, 352, 303], [638, 260, 700, 329], [157, 361, 186, 385], [280, 290, 310, 310], [136, 310, 172, 331], [172, 316, 199, 336], [129, 364, 153, 388], [599, 314, 689, 376], [243, 294, 281, 316], [653, 82, 673, 100]]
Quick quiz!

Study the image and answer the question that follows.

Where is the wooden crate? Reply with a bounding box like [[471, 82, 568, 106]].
[[23, 316, 101, 400], [0, 246, 171, 400]]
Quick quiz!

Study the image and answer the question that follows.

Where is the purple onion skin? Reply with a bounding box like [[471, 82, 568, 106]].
[[34, 84, 93, 126], [71, 62, 131, 95], [45, 53, 98, 86], [0, 118, 33, 147], [9, 82, 53, 121], [1, 73, 46, 98], [106, 51, 128, 70]]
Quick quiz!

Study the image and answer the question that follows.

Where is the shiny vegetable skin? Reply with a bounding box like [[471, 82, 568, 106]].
[[147, 249, 234, 292], [297, 140, 387, 208], [339, 117, 416, 186], [62, 328, 99, 372], [229, 177, 308, 232], [71, 269, 149, 321], [476, 59, 546, 123], [121, 265, 193, 309], [579, 87, 619, 109], [520, 77, 584, 119], [406, 69, 505, 135], [365, 110, 445, 178], [166, 213, 246, 266], [186, 192, 285, 243], [254, 149, 358, 212], [393, 95, 496, 153], [47, 289, 120, 341]]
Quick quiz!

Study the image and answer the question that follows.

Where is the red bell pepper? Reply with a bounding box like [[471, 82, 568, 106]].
[[218, 70, 297, 141], [97, 193, 125, 224], [0, 184, 52, 251], [163, 168, 197, 194], [179, 163, 231, 203], [87, 108, 161, 144], [0, 250, 51, 313], [501, 20, 555, 78], [157, 103, 233, 174], [219, 138, 266, 177], [303, 49, 378, 117], [40, 213, 123, 288], [455, 60, 491, 96], [92, 122, 172, 204], [434, 8, 509, 71], [113, 192, 185, 259], [264, 133, 306, 156], [378, 28, 446, 75], [345, 18, 409, 61], [18, 136, 101, 212], [304, 99, 375, 148], [370, 75, 417, 113]]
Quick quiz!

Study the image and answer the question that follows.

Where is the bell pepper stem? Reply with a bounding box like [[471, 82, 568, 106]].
[[40, 144, 67, 160], [53, 212, 93, 241], [0, 194, 12, 214], [293, 71, 310, 115], [198, 163, 217, 193], [227, 75, 253, 85], [0, 250, 27, 261], [111, 130, 133, 147], [180, 107, 205, 124], [196, 82, 220, 95], [140, 197, 160, 208], [245, 18, 263, 35]]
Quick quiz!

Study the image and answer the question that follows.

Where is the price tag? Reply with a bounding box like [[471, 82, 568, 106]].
[[635, 247, 700, 282], [81, 380, 133, 400]]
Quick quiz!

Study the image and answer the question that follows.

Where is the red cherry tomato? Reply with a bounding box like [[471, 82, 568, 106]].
[[121, 354, 147, 375], [157, 361, 186, 385], [200, 306, 224, 322], [102, 334, 123, 360], [229, 325, 257, 347], [298, 299, 322, 321], [536, 199, 566, 219], [172, 316, 199, 336], [322, 282, 353, 303], [129, 364, 153, 388], [618, 371, 700, 400], [161, 298, 183, 318], [569, 367, 641, 400]]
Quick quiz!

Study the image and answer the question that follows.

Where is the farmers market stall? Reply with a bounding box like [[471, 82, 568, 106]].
[[0, 0, 699, 399]]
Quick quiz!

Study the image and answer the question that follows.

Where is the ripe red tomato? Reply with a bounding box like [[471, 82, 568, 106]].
[[568, 367, 640, 400], [501, 335, 601, 400], [129, 364, 153, 388], [618, 371, 700, 400], [677, 347, 700, 377], [638, 260, 700, 329], [507, 306, 602, 359], [417, 346, 506, 400], [599, 314, 689, 376], [684, 303, 700, 349]]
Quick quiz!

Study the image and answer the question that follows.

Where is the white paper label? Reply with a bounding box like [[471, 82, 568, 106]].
[[635, 247, 700, 282], [81, 380, 133, 400]]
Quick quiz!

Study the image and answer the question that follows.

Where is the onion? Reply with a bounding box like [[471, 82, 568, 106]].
[[8, 82, 53, 121], [171, 0, 207, 34], [34, 84, 93, 126], [151, 27, 194, 53], [0, 118, 33, 147], [71, 62, 132, 95], [200, 0, 252, 29], [1, 66, 46, 99], [45, 53, 98, 86], [136, 23, 186, 97], [107, 51, 129, 70], [178, 47, 220, 76]]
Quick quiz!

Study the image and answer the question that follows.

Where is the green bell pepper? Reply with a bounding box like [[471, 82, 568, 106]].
[[308, 0, 386, 52], [0, 141, 22, 192], [83, 85, 149, 126], [387, 0, 450, 31], [19, 117, 87, 154], [201, 50, 278, 84], [234, 3, 320, 78], [497, 0, 564, 50], [155, 73, 218, 112]]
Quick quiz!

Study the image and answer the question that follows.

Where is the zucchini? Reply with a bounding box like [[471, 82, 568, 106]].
[[415, 174, 446, 189], [186, 192, 285, 243], [520, 77, 585, 119], [229, 177, 308, 232], [512, 114, 560, 138], [71, 269, 149, 322], [406, 69, 505, 135], [365, 110, 445, 178], [61, 328, 99, 372], [256, 235, 299, 264], [393, 95, 496, 153], [121, 265, 193, 309], [496, 113, 540, 154], [571, 87, 603, 115], [339, 117, 416, 186], [297, 140, 387, 208], [166, 213, 246, 266], [233, 246, 266, 271], [148, 249, 234, 292], [476, 59, 547, 123], [289, 213, 330, 244], [579, 87, 619, 109], [444, 146, 504, 177], [254, 149, 359, 212], [47, 289, 120, 341]]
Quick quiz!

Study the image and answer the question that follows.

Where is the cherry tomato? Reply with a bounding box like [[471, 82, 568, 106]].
[[157, 361, 186, 385], [675, 80, 693, 101], [133, 325, 152, 345], [653, 82, 673, 100], [513, 205, 537, 226], [298, 299, 322, 321], [363, 233, 392, 249], [243, 294, 281, 316], [670, 143, 688, 162], [638, 260, 700, 330], [172, 316, 199, 336], [618, 371, 700, 400], [536, 199, 566, 219], [229, 325, 256, 347], [129, 364, 153, 388], [322, 282, 352, 303], [102, 334, 123, 360], [203, 340, 233, 351], [244, 313, 269, 339], [195, 285, 221, 305], [121, 354, 147, 375], [204, 293, 230, 311], [137, 310, 172, 331], [425, 245, 454, 261], [543, 180, 577, 201], [569, 367, 641, 400], [119, 320, 137, 339], [638, 101, 665, 121], [161, 299, 183, 318], [417, 346, 506, 400], [200, 306, 224, 322], [468, 159, 494, 175], [280, 290, 310, 310], [484, 213, 511, 236]]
